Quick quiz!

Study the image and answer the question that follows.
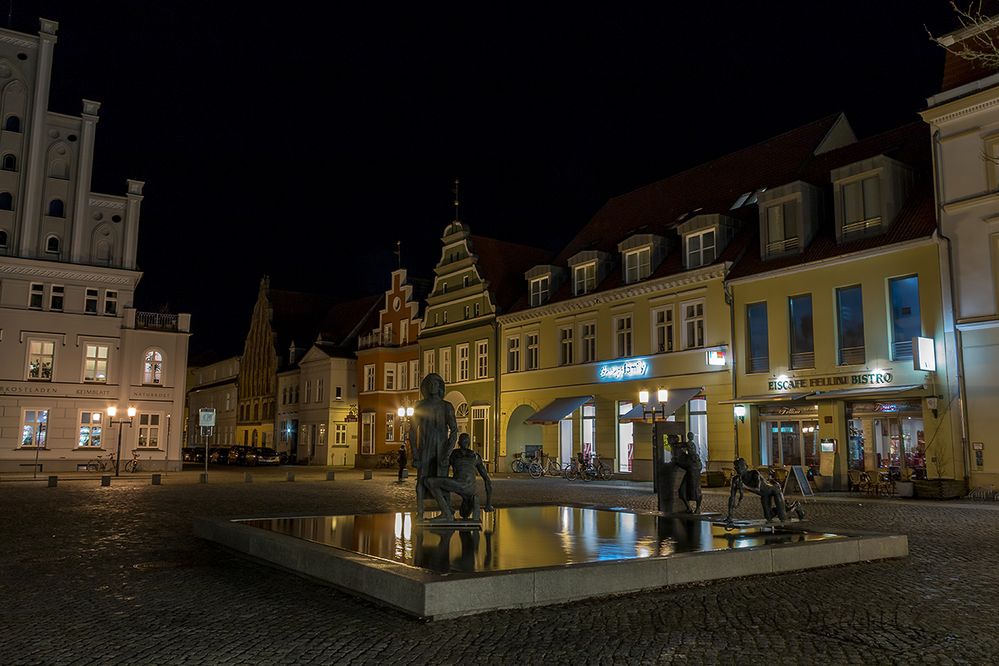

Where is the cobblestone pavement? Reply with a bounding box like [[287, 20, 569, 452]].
[[1, 470, 997, 665]]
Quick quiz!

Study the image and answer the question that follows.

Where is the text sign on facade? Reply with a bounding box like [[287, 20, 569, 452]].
[[769, 372, 893, 392], [706, 349, 726, 366], [597, 358, 649, 381], [914, 337, 936, 372], [199, 408, 217, 427]]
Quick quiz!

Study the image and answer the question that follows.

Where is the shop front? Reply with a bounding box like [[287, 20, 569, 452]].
[[845, 399, 926, 478], [757, 403, 821, 475]]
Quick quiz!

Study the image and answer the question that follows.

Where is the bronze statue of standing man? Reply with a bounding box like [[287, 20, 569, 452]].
[[411, 373, 458, 520]]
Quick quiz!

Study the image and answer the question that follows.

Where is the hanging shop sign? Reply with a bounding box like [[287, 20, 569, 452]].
[[597, 358, 650, 381], [706, 349, 727, 366], [914, 337, 936, 372], [768, 371, 893, 392]]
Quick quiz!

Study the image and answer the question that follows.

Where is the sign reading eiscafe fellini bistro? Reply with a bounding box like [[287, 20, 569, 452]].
[[768, 371, 894, 392]]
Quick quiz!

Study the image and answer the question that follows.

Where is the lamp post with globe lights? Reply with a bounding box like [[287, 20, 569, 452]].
[[106, 405, 136, 476]]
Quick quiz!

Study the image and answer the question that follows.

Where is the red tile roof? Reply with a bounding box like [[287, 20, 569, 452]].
[[469, 235, 552, 311]]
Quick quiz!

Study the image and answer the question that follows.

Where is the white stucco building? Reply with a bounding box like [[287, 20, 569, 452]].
[[0, 19, 190, 473]]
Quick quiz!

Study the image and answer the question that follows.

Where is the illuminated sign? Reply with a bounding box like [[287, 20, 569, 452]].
[[598, 358, 649, 381], [706, 349, 727, 366], [769, 372, 893, 392], [198, 408, 217, 427], [914, 337, 936, 372]]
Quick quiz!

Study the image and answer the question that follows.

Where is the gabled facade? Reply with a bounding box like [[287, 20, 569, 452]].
[[0, 19, 191, 472], [186, 355, 239, 448]]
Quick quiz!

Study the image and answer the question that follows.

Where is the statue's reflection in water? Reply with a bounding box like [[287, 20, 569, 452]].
[[413, 514, 494, 574]]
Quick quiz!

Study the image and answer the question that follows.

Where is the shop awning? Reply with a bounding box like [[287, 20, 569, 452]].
[[618, 387, 703, 423], [524, 395, 594, 425], [805, 384, 925, 400], [718, 393, 810, 404]]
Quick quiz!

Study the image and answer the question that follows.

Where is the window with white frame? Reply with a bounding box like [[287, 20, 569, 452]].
[[681, 300, 705, 349], [143, 350, 163, 384], [581, 322, 596, 363], [21, 409, 48, 447], [29, 282, 43, 309], [400, 320, 409, 345], [652, 306, 674, 353], [104, 290, 118, 315], [573, 262, 596, 296], [560, 327, 574, 365], [423, 350, 435, 377], [582, 403, 596, 457], [364, 364, 376, 391], [443, 310, 448, 324], [463, 305, 470, 319], [85, 288, 99, 314], [78, 411, 103, 448], [530, 276, 550, 306], [334, 423, 347, 444], [764, 201, 799, 255], [525, 333, 539, 370], [383, 322, 393, 345], [361, 412, 375, 454], [386, 412, 395, 441], [688, 398, 708, 467], [476, 340, 488, 379], [440, 347, 452, 382], [50, 285, 64, 311], [305, 380, 312, 403], [398, 362, 408, 391], [27, 340, 55, 380], [507, 336, 521, 372], [138, 413, 161, 448], [317, 379, 324, 402], [614, 314, 633, 358], [409, 360, 420, 389], [84, 344, 109, 382], [385, 364, 396, 391], [842, 175, 881, 234], [457, 344, 469, 381], [474, 302, 481, 317], [685, 229, 716, 268], [471, 406, 490, 460], [624, 247, 651, 283]]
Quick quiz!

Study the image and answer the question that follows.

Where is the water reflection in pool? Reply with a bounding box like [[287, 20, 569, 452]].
[[240, 506, 842, 574]]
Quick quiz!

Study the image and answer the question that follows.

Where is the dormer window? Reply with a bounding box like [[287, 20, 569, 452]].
[[529, 275, 550, 306], [686, 229, 715, 268], [841, 175, 881, 235], [765, 201, 799, 255], [574, 262, 596, 296], [624, 247, 651, 283]]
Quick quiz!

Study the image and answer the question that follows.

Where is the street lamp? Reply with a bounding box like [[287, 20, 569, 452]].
[[107, 405, 136, 476], [734, 404, 747, 423], [638, 387, 669, 419], [638, 387, 670, 502], [397, 404, 415, 444]]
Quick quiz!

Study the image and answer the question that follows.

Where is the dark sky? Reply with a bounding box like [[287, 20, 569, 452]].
[[12, 1, 958, 356]]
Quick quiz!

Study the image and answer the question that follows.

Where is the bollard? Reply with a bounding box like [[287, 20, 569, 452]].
[[363, 470, 373, 480], [199, 472, 208, 484], [151, 473, 162, 485], [244, 472, 253, 483], [101, 475, 111, 487], [48, 475, 58, 487], [286, 472, 295, 482], [400, 468, 409, 480], [325, 470, 335, 481]]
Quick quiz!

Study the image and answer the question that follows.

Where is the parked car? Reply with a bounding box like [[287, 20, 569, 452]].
[[253, 447, 282, 466], [227, 446, 249, 465], [209, 447, 231, 464], [182, 447, 197, 462]]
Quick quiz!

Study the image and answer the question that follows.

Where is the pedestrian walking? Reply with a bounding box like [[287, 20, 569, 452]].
[[397, 443, 408, 482]]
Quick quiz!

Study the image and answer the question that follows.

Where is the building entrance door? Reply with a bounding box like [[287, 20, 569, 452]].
[[762, 419, 820, 471]]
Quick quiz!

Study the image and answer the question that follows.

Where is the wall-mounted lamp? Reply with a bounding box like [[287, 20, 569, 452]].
[[926, 396, 939, 419], [733, 404, 746, 423]]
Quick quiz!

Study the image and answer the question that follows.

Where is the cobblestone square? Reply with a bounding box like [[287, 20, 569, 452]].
[[1, 471, 997, 664]]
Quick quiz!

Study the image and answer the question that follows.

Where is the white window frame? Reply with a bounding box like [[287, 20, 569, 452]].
[[624, 247, 651, 283], [614, 314, 633, 358], [400, 319, 409, 345], [409, 360, 420, 389], [681, 299, 705, 349], [29, 282, 43, 309], [573, 262, 596, 296], [457, 343, 470, 381], [386, 412, 395, 442], [471, 405, 490, 461], [525, 332, 539, 370], [49, 285, 64, 311], [138, 413, 162, 448], [85, 288, 99, 314], [334, 423, 347, 445], [580, 321, 596, 363], [685, 228, 716, 269], [764, 200, 799, 255], [104, 289, 118, 316], [423, 350, 435, 377], [83, 343, 109, 383], [364, 364, 375, 392], [142, 349, 164, 385], [317, 378, 324, 402], [475, 339, 488, 379], [398, 362, 408, 391], [305, 380, 312, 403], [384, 364, 396, 391], [507, 336, 521, 372], [78, 410, 104, 448], [559, 326, 574, 365], [26, 338, 55, 381], [652, 305, 674, 354], [440, 347, 452, 383], [530, 276, 550, 306], [361, 412, 375, 454], [20, 408, 49, 448], [841, 174, 881, 233]]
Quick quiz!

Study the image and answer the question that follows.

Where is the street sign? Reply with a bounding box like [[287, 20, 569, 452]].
[[199, 408, 217, 427]]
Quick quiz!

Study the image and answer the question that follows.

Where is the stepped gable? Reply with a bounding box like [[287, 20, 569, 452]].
[[727, 122, 934, 281], [469, 235, 552, 311]]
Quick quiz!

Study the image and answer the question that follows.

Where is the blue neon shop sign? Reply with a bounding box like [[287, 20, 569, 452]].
[[598, 358, 650, 381]]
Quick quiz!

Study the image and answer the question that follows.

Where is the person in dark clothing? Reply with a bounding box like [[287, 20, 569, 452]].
[[397, 443, 408, 482]]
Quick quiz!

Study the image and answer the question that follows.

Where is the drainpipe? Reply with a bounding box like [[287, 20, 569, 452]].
[[931, 128, 971, 482], [724, 280, 739, 460], [493, 317, 501, 474]]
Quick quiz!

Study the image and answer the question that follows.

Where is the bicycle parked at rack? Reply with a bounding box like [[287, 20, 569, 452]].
[[124, 450, 142, 473], [510, 452, 542, 478], [86, 451, 115, 473], [564, 453, 613, 481]]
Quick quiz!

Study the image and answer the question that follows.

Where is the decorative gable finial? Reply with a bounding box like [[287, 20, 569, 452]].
[[453, 177, 460, 222]]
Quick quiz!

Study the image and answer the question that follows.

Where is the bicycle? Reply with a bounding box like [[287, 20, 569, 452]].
[[124, 451, 142, 473], [86, 451, 115, 473]]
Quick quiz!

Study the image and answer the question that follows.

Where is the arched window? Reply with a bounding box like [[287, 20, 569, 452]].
[[48, 199, 64, 217], [48, 159, 68, 179], [0, 192, 12, 210], [4, 115, 19, 132], [2, 154, 15, 171], [45, 235, 60, 254], [0, 229, 7, 248], [143, 350, 163, 385]]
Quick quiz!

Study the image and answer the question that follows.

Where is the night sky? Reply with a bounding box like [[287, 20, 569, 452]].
[[11, 1, 958, 356]]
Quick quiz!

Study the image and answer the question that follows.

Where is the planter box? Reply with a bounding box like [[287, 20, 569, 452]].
[[912, 478, 966, 500]]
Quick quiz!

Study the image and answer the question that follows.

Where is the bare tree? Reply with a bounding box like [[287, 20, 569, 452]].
[[932, 2, 999, 67]]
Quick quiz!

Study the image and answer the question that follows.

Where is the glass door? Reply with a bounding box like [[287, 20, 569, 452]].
[[559, 418, 573, 465], [766, 421, 802, 466]]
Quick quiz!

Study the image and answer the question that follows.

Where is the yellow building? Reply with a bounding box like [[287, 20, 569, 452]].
[[726, 123, 960, 490], [498, 114, 858, 480]]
